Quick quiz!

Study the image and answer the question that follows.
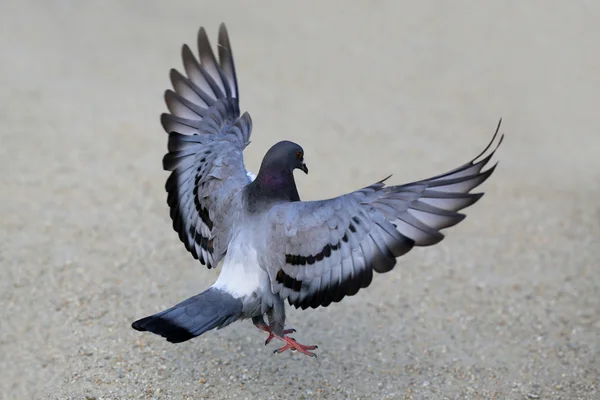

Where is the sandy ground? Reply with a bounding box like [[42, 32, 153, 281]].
[[1, 1, 599, 399]]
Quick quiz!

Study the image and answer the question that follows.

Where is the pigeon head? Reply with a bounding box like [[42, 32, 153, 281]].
[[248, 141, 307, 204], [259, 140, 308, 176]]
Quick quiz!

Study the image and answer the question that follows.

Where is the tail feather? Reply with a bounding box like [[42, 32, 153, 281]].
[[132, 287, 242, 343]]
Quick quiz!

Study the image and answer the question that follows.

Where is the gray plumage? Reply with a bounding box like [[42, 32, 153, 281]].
[[132, 24, 503, 356], [132, 288, 242, 343]]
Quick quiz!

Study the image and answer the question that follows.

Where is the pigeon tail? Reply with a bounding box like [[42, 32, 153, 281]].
[[132, 287, 243, 343]]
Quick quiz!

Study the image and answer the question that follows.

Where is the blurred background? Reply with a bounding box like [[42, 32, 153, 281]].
[[1, 1, 598, 399]]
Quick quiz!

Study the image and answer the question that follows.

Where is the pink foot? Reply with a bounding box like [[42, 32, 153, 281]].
[[259, 326, 296, 345], [273, 336, 318, 358]]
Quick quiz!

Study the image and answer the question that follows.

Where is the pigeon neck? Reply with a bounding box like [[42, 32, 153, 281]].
[[250, 168, 300, 203]]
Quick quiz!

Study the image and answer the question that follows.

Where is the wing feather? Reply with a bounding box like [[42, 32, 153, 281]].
[[261, 122, 503, 308], [161, 24, 253, 269]]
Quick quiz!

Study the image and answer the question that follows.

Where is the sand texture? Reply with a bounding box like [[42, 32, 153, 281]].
[[1, 1, 599, 399]]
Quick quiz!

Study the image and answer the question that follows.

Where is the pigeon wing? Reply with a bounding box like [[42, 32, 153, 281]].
[[162, 24, 253, 269], [260, 123, 503, 309]]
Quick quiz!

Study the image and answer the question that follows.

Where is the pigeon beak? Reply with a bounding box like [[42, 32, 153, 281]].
[[300, 162, 308, 174]]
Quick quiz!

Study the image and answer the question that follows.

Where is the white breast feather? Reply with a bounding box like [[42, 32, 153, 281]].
[[212, 232, 267, 298]]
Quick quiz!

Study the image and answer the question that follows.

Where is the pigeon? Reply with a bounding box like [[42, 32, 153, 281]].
[[132, 23, 504, 358]]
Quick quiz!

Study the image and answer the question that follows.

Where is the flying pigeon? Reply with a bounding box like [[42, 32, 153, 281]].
[[132, 23, 503, 357]]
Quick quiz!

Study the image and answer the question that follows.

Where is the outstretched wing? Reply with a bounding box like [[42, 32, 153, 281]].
[[162, 24, 253, 269], [260, 122, 504, 309]]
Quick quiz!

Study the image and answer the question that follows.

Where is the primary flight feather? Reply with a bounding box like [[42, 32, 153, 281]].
[[132, 23, 503, 357]]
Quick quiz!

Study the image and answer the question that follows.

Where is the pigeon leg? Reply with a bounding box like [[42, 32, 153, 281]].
[[251, 315, 315, 356], [263, 327, 296, 345], [252, 316, 295, 345], [273, 336, 318, 358]]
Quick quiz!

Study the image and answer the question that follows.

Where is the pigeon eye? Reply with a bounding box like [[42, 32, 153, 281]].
[[295, 151, 303, 160]]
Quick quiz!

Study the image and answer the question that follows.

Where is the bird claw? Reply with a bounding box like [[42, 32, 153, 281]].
[[272, 336, 318, 358], [257, 325, 316, 357], [264, 328, 296, 346]]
